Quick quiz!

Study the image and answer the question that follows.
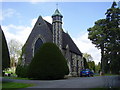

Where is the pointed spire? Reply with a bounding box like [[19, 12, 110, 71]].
[[52, 9, 63, 17], [56, 3, 58, 9]]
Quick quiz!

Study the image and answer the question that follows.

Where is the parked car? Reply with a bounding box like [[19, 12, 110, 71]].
[[80, 69, 94, 77]]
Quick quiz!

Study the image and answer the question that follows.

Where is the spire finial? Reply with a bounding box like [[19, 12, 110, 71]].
[[56, 3, 58, 9]]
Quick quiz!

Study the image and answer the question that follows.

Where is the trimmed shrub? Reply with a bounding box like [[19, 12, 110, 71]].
[[16, 65, 28, 78], [28, 43, 69, 80], [2, 29, 10, 70], [15, 45, 28, 78]]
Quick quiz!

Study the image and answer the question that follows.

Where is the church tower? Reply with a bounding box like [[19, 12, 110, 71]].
[[52, 9, 63, 50]]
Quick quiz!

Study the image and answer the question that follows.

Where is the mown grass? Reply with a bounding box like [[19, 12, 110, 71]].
[[104, 74, 119, 76], [2, 81, 34, 89], [4, 76, 29, 80], [90, 88, 120, 90], [94, 73, 119, 77]]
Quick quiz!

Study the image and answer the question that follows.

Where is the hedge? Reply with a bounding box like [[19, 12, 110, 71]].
[[27, 43, 69, 80]]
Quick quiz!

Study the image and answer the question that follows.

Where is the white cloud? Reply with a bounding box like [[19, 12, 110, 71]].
[[72, 32, 101, 64], [43, 16, 52, 24], [1, 8, 21, 21], [31, 18, 37, 27], [29, 0, 41, 4], [2, 24, 32, 45], [1, 16, 52, 45], [3, 9, 16, 17], [2, 9, 15, 21]]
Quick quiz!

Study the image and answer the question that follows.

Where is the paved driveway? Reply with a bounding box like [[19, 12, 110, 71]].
[[2, 75, 120, 88]]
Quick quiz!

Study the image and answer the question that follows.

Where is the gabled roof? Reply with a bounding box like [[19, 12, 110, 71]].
[[44, 20, 82, 56], [44, 20, 53, 33], [62, 32, 82, 56]]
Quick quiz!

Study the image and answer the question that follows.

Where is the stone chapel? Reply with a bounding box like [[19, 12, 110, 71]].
[[21, 9, 84, 76]]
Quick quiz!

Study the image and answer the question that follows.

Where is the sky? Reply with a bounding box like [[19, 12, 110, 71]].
[[1, 1, 119, 64]]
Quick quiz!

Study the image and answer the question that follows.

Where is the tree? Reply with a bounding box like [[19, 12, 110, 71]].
[[16, 65, 28, 78], [105, 1, 120, 74], [88, 1, 120, 74], [88, 61, 95, 72], [83, 53, 93, 62], [83, 57, 89, 69], [1, 27, 10, 70], [28, 43, 69, 80], [88, 19, 107, 73], [83, 53, 95, 71], [8, 39, 22, 68], [95, 62, 101, 73]]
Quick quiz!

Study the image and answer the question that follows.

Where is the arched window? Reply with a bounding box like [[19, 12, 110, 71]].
[[34, 38, 43, 55]]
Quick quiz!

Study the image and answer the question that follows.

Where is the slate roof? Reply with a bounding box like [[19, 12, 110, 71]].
[[44, 20, 82, 56], [44, 20, 53, 33], [62, 32, 82, 56]]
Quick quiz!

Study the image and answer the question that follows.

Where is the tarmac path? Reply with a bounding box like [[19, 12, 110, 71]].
[[2, 75, 120, 89]]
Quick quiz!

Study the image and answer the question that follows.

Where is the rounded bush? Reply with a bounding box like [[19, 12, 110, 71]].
[[28, 43, 69, 80], [16, 65, 28, 78]]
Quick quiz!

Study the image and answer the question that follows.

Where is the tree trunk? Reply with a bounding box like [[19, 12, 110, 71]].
[[101, 43, 105, 74]]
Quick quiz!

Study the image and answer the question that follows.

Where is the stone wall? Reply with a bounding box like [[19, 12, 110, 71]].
[[62, 49, 83, 77]]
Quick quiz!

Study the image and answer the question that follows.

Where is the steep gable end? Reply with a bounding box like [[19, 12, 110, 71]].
[[25, 16, 53, 46], [23, 16, 53, 64]]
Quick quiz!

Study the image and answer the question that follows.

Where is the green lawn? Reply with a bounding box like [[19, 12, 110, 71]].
[[104, 74, 119, 76], [2, 81, 34, 89], [4, 76, 29, 80], [94, 73, 119, 77], [90, 88, 120, 90]]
